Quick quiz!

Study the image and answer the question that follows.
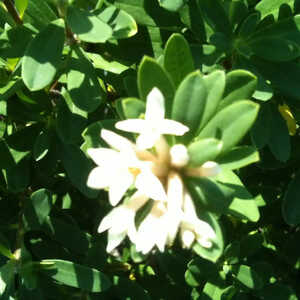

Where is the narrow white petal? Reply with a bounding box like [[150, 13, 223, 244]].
[[87, 167, 111, 189], [115, 119, 147, 134], [108, 172, 134, 206], [101, 129, 134, 152], [182, 191, 198, 219], [194, 219, 216, 240], [136, 131, 160, 150], [106, 230, 127, 253], [145, 87, 165, 122], [87, 148, 119, 166], [127, 191, 149, 211], [197, 237, 213, 248], [160, 119, 189, 136], [154, 136, 170, 165], [135, 171, 167, 201]]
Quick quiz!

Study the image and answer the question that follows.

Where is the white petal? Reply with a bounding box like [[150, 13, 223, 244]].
[[135, 170, 167, 201], [87, 148, 119, 166], [87, 167, 112, 189], [101, 129, 134, 153], [145, 87, 165, 122], [160, 119, 189, 136], [194, 219, 216, 240], [106, 230, 127, 253], [170, 144, 189, 168], [115, 119, 148, 134], [127, 191, 149, 211], [154, 136, 170, 165], [136, 131, 160, 150], [98, 207, 121, 233], [108, 171, 134, 206], [197, 237, 213, 248], [182, 191, 198, 219]]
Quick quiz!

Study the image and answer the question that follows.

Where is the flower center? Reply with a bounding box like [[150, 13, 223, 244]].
[[128, 167, 141, 176]]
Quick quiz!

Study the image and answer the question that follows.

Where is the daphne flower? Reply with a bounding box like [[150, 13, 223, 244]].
[[87, 129, 166, 206], [115, 87, 189, 149], [181, 191, 216, 248], [98, 192, 148, 252]]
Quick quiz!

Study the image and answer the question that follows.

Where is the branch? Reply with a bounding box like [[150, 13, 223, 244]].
[[3, 0, 23, 25]]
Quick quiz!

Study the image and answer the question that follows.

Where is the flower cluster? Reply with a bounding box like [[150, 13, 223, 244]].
[[87, 88, 220, 254]]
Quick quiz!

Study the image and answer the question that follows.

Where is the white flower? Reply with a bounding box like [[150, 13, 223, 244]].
[[87, 129, 167, 206], [115, 87, 189, 149], [181, 191, 216, 249], [185, 161, 221, 178], [170, 144, 189, 168], [98, 192, 148, 253]]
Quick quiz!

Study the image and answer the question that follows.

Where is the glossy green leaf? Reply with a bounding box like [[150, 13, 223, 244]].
[[15, 0, 29, 18], [67, 7, 112, 43], [197, 101, 259, 153], [97, 6, 137, 39], [200, 282, 227, 300], [0, 261, 15, 295], [255, 0, 294, 20], [172, 71, 207, 142], [233, 265, 263, 290], [193, 213, 224, 262], [33, 130, 51, 161], [40, 259, 111, 292], [217, 146, 259, 170], [158, 0, 186, 12], [67, 47, 105, 112], [60, 143, 99, 198], [164, 33, 194, 87], [22, 19, 65, 91], [23, 188, 52, 230], [116, 97, 145, 120], [138, 56, 175, 117], [282, 170, 300, 225], [187, 138, 223, 167], [198, 70, 226, 131], [216, 170, 260, 222], [220, 70, 257, 109], [197, 0, 232, 36], [186, 177, 230, 214]]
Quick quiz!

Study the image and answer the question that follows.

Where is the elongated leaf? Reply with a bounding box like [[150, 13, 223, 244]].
[[255, 0, 294, 20], [282, 170, 300, 225], [217, 146, 259, 170], [67, 7, 112, 43], [116, 97, 145, 120], [233, 265, 263, 290], [164, 33, 194, 87], [15, 0, 29, 19], [67, 47, 105, 112], [33, 130, 51, 161], [138, 56, 175, 117], [158, 0, 186, 12], [172, 71, 207, 143], [197, 101, 259, 153], [97, 6, 137, 39], [22, 19, 65, 91], [40, 259, 111, 292], [187, 138, 223, 167]]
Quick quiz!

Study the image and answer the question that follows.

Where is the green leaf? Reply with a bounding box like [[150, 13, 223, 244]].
[[164, 33, 194, 87], [158, 0, 186, 12], [0, 139, 15, 169], [116, 97, 146, 120], [67, 7, 112, 43], [197, 0, 232, 36], [217, 146, 259, 170], [40, 259, 111, 292], [138, 56, 175, 117], [200, 282, 227, 300], [193, 213, 224, 262], [33, 130, 51, 161], [97, 6, 137, 39], [0, 261, 15, 295], [198, 70, 226, 131], [67, 47, 105, 112], [233, 265, 263, 290], [267, 105, 290, 162], [15, 0, 29, 18], [197, 101, 259, 153], [60, 143, 99, 198], [172, 71, 207, 143], [185, 177, 230, 214], [216, 170, 260, 222], [282, 170, 300, 225], [255, 0, 294, 20], [23, 188, 52, 230], [22, 19, 65, 91], [187, 138, 223, 167], [220, 70, 257, 109]]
